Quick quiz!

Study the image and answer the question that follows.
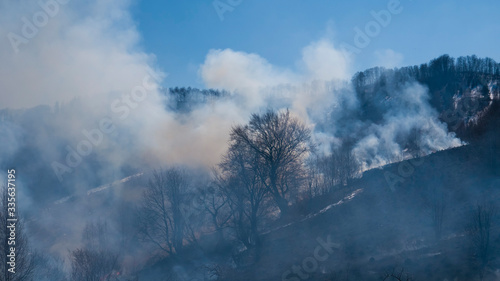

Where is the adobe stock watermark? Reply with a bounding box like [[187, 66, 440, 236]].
[[282, 235, 340, 281], [213, 0, 243, 21], [7, 0, 70, 54], [384, 153, 424, 192], [51, 71, 163, 182], [340, 0, 410, 57]]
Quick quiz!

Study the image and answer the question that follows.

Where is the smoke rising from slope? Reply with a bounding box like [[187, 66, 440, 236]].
[[352, 83, 464, 169], [0, 0, 462, 182], [0, 1, 470, 277], [198, 44, 462, 168]]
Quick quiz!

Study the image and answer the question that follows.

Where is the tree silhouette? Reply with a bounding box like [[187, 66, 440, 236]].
[[229, 109, 311, 217]]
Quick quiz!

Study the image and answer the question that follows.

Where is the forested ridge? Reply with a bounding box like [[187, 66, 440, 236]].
[[1, 55, 500, 281]]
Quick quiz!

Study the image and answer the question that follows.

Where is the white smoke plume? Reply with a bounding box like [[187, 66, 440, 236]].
[[198, 44, 462, 168], [0, 0, 464, 189], [352, 83, 463, 170], [0, 0, 466, 273]]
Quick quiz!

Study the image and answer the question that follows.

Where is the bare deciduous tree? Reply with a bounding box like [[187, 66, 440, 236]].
[[305, 156, 323, 198], [198, 178, 232, 247], [429, 192, 446, 241], [70, 221, 120, 281], [32, 254, 67, 281], [138, 168, 191, 255], [83, 220, 109, 249], [318, 146, 360, 191], [230, 109, 311, 217], [466, 203, 496, 280], [307, 146, 360, 197], [218, 138, 270, 247], [0, 186, 36, 281], [70, 249, 119, 281], [382, 267, 414, 281]]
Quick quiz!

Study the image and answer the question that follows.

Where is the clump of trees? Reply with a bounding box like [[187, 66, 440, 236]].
[[227, 110, 312, 217], [308, 146, 360, 196], [0, 186, 37, 281], [137, 168, 195, 256], [0, 109, 363, 280], [32, 254, 67, 281], [466, 203, 496, 280], [136, 109, 361, 264], [353, 55, 500, 91], [216, 149, 269, 248], [352, 55, 500, 138], [209, 109, 318, 250], [382, 267, 414, 281], [69, 221, 120, 281], [1, 185, 70, 281], [166, 87, 228, 112]]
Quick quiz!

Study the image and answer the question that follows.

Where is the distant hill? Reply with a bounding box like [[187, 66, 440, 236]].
[[2, 55, 500, 281], [352, 55, 500, 142]]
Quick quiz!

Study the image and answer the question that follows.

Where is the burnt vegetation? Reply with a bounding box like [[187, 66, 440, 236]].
[[1, 55, 500, 280]]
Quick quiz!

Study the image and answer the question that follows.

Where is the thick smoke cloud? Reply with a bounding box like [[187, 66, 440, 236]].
[[373, 48, 404, 69], [1, 0, 458, 176], [352, 83, 463, 170], [198, 42, 462, 168], [0, 0, 159, 109], [198, 38, 355, 152], [0, 0, 464, 201], [301, 39, 352, 81], [0, 1, 465, 270]]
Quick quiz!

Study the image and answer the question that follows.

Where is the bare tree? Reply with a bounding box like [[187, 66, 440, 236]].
[[198, 178, 232, 247], [138, 168, 191, 256], [218, 138, 270, 247], [32, 254, 67, 281], [70, 221, 120, 281], [229, 109, 311, 217], [336, 149, 360, 186], [0, 186, 36, 281], [83, 220, 110, 249], [308, 146, 360, 197], [70, 249, 119, 281], [429, 192, 446, 241], [305, 156, 324, 198], [318, 146, 360, 190], [382, 267, 414, 281], [466, 203, 496, 280]]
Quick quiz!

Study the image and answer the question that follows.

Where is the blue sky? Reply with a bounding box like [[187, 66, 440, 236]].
[[131, 0, 499, 88]]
